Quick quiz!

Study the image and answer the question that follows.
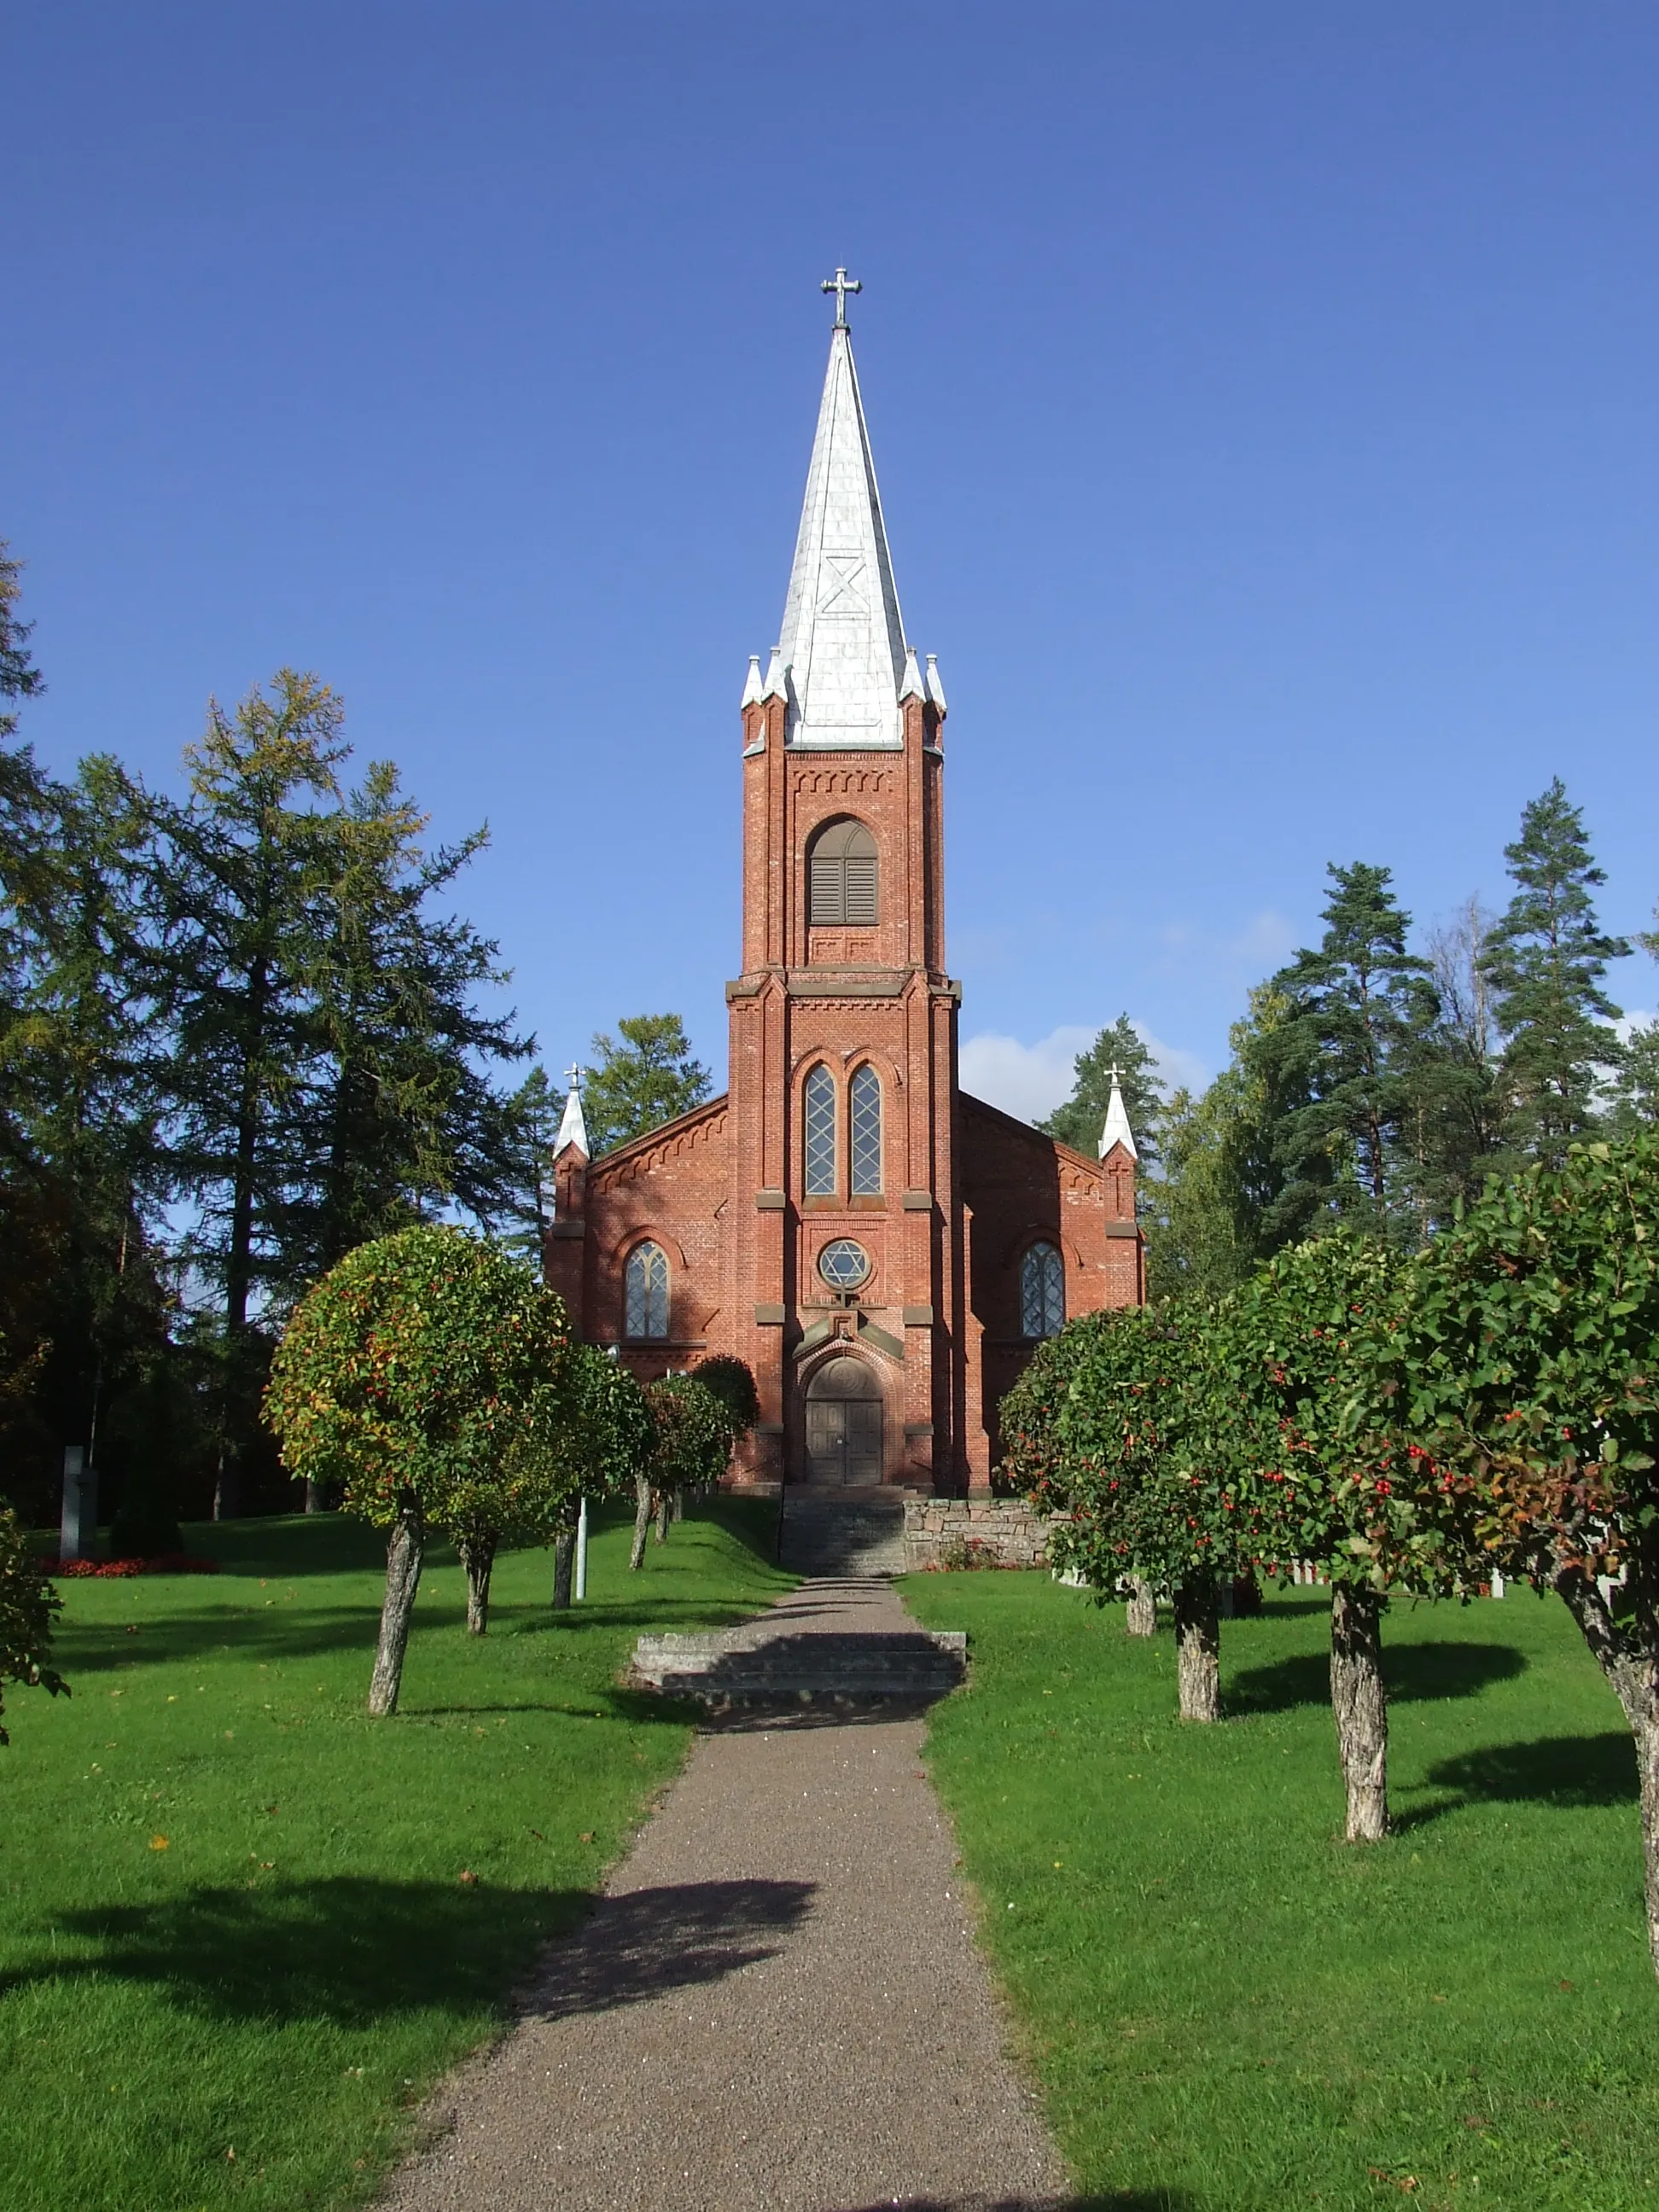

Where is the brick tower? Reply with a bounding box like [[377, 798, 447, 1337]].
[[544, 287, 1142, 1496]]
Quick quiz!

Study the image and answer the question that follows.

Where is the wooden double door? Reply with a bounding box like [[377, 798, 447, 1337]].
[[803, 1354, 884, 1485]]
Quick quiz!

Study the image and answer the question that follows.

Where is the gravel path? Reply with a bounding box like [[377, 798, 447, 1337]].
[[381, 1578, 1070, 2212]]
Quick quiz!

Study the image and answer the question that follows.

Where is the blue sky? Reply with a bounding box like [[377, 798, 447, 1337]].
[[7, 3, 1657, 1122]]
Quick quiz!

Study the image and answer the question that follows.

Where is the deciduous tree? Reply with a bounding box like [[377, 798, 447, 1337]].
[[1002, 1307, 1270, 1720], [265, 1225, 570, 1708], [1400, 1132, 1659, 1973], [1233, 1231, 1482, 1840], [0, 1500, 65, 1743]]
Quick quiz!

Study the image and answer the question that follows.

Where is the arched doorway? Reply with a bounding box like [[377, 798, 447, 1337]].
[[803, 1354, 884, 1486]]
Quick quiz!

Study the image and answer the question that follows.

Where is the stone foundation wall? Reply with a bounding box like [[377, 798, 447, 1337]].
[[904, 1498, 1049, 1572]]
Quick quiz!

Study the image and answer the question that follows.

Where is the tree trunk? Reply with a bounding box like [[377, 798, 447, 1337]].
[[628, 1473, 653, 1571], [305, 1476, 325, 1515], [459, 1532, 498, 1635], [1557, 1568, 1659, 1976], [368, 1504, 424, 1717], [1126, 1578, 1156, 1637], [1173, 1575, 1220, 1721], [1330, 1582, 1388, 1842], [655, 1491, 671, 1545], [551, 1526, 576, 1610]]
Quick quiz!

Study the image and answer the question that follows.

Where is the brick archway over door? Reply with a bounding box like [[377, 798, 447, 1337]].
[[803, 1354, 883, 1487]]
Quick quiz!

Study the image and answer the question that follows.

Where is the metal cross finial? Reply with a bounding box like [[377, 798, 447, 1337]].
[[565, 1062, 582, 1091], [1106, 1063, 1124, 1086], [821, 267, 861, 327]]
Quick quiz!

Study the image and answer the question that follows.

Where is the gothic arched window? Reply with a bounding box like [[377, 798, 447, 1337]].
[[624, 1241, 670, 1340], [849, 1064, 882, 1194], [804, 1065, 837, 1195], [1020, 1241, 1065, 1340], [807, 818, 878, 927]]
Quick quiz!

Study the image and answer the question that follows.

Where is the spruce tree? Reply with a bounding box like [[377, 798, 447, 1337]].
[[1479, 779, 1628, 1168], [583, 1015, 711, 1155], [148, 670, 346, 1511], [1039, 1014, 1164, 1166], [285, 760, 533, 1281], [1256, 863, 1441, 1241]]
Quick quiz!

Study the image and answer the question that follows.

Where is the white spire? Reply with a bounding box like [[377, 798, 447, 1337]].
[[740, 655, 764, 707], [1099, 1071, 1138, 1162], [924, 652, 947, 713], [555, 1068, 589, 1158], [777, 325, 908, 750], [899, 644, 924, 701]]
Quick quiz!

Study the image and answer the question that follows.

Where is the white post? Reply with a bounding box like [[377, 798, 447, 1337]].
[[1491, 1569, 1505, 1599], [575, 1494, 589, 1602], [59, 1445, 93, 1562]]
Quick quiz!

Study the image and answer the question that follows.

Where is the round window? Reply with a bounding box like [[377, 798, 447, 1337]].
[[818, 1237, 870, 1291]]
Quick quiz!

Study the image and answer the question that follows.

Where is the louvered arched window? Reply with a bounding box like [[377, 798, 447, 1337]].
[[849, 1065, 882, 1194], [807, 818, 878, 927], [804, 1065, 837, 1195], [1020, 1241, 1065, 1340], [624, 1241, 670, 1340]]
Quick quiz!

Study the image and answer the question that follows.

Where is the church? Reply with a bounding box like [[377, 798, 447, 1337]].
[[544, 282, 1144, 1494]]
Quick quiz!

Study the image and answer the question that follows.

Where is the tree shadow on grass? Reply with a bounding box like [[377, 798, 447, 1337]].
[[5, 1874, 814, 2028], [1395, 1732, 1636, 1830], [57, 1605, 387, 1674], [1227, 1640, 1527, 1716]]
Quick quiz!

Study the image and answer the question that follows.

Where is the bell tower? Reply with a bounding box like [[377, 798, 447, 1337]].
[[725, 282, 967, 1490]]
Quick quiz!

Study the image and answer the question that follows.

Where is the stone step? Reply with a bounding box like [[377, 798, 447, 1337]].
[[777, 1488, 910, 1578], [630, 1626, 968, 1709]]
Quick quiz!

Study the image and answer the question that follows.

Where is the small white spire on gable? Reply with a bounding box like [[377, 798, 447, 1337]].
[[1099, 1068, 1138, 1163], [760, 645, 786, 700], [925, 653, 948, 713], [556, 1066, 589, 1159], [899, 645, 924, 701], [741, 655, 764, 707]]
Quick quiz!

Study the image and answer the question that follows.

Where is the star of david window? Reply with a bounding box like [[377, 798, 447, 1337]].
[[807, 818, 878, 928], [818, 1238, 870, 1291], [1020, 1241, 1065, 1341], [804, 1065, 837, 1195], [624, 1241, 670, 1340], [849, 1065, 882, 1195]]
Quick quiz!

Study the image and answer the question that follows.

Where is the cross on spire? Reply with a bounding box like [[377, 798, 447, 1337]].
[[821, 266, 861, 327], [564, 1062, 583, 1091]]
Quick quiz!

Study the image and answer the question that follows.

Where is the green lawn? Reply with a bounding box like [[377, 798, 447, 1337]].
[[901, 1570, 1659, 2212], [1, 1501, 791, 2212]]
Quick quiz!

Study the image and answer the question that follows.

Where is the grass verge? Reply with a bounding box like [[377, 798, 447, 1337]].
[[2, 1499, 790, 2212], [900, 1570, 1659, 2212]]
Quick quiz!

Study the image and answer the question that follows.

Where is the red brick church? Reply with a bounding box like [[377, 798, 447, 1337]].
[[544, 287, 1143, 1493]]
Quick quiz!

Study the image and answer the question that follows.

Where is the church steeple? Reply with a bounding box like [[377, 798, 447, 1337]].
[[775, 321, 910, 751]]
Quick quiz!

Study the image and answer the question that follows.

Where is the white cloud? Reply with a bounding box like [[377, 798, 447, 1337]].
[[959, 1022, 1210, 1126]]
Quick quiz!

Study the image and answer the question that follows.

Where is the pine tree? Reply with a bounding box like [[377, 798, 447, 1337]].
[[1039, 1014, 1165, 1166], [1479, 779, 1628, 1168], [583, 1015, 711, 1155], [1256, 863, 1441, 1241]]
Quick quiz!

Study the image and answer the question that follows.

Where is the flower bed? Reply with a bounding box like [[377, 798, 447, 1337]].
[[54, 1554, 220, 1577]]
